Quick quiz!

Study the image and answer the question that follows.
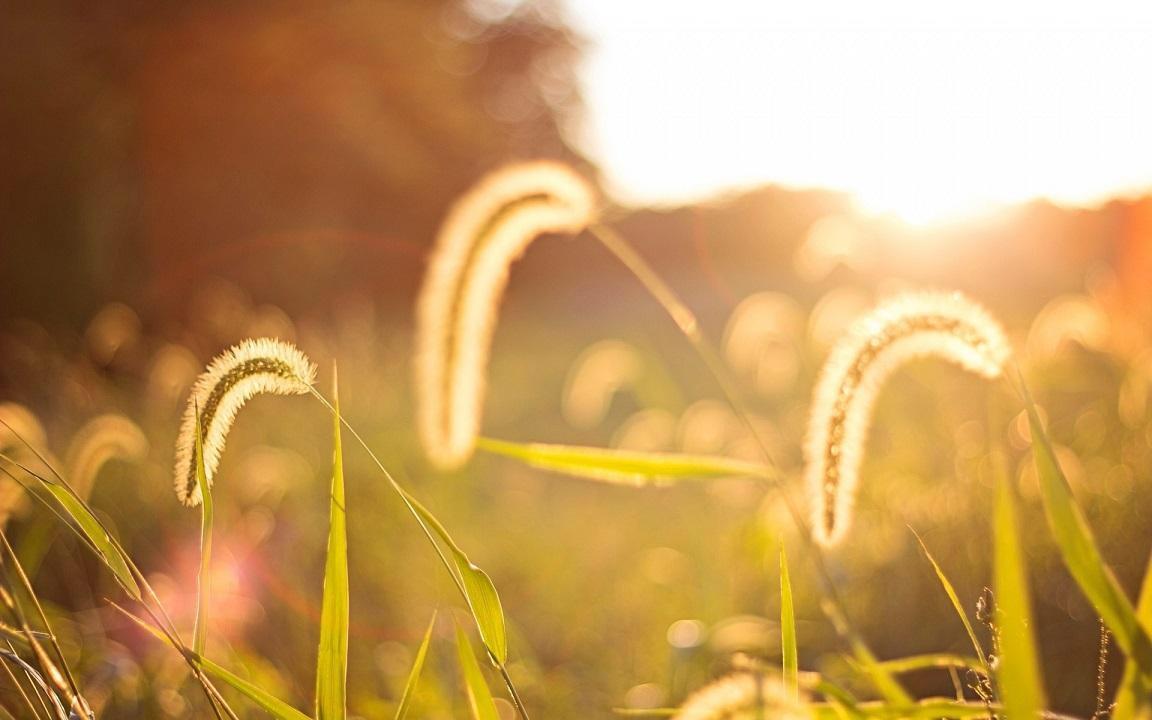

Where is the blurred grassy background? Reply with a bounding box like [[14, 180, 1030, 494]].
[[2, 1, 1152, 718]]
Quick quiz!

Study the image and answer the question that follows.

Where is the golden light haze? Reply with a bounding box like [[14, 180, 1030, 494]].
[[569, 0, 1152, 223]]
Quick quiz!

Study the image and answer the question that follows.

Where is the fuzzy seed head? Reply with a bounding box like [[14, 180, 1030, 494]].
[[673, 672, 807, 720], [804, 291, 1011, 546], [66, 414, 149, 501], [415, 160, 597, 469], [174, 338, 316, 506]]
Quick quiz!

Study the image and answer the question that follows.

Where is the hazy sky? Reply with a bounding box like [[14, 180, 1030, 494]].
[[566, 1, 1152, 222]]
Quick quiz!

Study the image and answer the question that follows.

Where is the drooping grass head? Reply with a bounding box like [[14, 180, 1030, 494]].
[[804, 291, 1011, 546], [174, 338, 316, 506], [415, 160, 597, 470], [65, 414, 149, 501]]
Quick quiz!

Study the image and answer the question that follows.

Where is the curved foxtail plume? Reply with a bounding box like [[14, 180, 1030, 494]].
[[65, 414, 149, 501], [415, 160, 598, 469], [673, 672, 805, 720], [175, 338, 316, 506], [804, 291, 1011, 547]]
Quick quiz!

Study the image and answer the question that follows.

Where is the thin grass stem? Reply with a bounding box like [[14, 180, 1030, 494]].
[[587, 223, 878, 668]]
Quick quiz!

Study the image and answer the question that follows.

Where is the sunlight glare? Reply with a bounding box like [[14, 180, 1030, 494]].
[[568, 1, 1152, 223]]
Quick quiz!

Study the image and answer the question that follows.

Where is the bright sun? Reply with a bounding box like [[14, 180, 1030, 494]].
[[567, 0, 1152, 224]]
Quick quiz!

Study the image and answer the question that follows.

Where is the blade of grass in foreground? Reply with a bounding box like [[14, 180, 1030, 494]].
[[1020, 379, 1152, 678], [116, 603, 310, 720], [477, 437, 771, 486], [308, 389, 526, 717], [1115, 550, 1152, 720], [876, 654, 984, 675], [587, 225, 907, 706], [403, 491, 506, 665], [780, 544, 798, 702], [22, 467, 141, 601], [911, 529, 988, 672], [456, 625, 500, 720], [993, 465, 1045, 720], [316, 368, 349, 720], [394, 611, 437, 720], [193, 412, 213, 657], [825, 598, 911, 705]]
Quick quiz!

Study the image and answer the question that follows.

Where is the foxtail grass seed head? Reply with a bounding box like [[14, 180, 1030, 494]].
[[0, 402, 48, 453], [175, 338, 316, 506], [66, 415, 149, 501], [415, 160, 597, 469], [672, 672, 805, 720], [804, 291, 1011, 547]]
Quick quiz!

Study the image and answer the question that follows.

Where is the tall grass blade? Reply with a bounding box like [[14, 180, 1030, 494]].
[[0, 534, 90, 719], [193, 412, 213, 657], [876, 654, 984, 675], [911, 530, 988, 671], [1020, 380, 1152, 676], [310, 390, 510, 668], [201, 656, 312, 720], [394, 611, 437, 720], [587, 225, 906, 696], [35, 478, 140, 600], [1115, 549, 1152, 720], [993, 467, 1046, 720], [403, 491, 507, 665], [477, 437, 771, 486], [116, 603, 309, 720], [822, 607, 911, 704], [780, 545, 799, 702], [315, 368, 350, 720], [455, 625, 500, 720]]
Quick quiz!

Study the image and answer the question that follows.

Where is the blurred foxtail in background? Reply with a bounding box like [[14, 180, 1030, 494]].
[[804, 291, 1011, 546]]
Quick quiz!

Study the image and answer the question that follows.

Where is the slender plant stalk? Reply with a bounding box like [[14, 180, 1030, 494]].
[[0, 423, 237, 720], [587, 223, 894, 680], [306, 389, 532, 720], [193, 409, 214, 657], [0, 649, 45, 720], [0, 533, 90, 719]]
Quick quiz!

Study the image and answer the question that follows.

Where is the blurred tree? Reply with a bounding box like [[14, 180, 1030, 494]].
[[0, 0, 587, 325]]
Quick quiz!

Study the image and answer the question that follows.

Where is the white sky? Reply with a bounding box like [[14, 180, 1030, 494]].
[[565, 1, 1152, 222]]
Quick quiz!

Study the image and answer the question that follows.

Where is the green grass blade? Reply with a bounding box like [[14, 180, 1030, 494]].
[[1114, 549, 1152, 720], [201, 656, 313, 720], [116, 603, 309, 720], [477, 437, 770, 486], [911, 529, 988, 671], [876, 654, 985, 675], [780, 544, 798, 702], [394, 611, 437, 720], [38, 480, 140, 600], [848, 648, 913, 704], [455, 625, 499, 720], [193, 412, 213, 657], [402, 491, 507, 665], [826, 599, 911, 704], [316, 368, 349, 720], [814, 679, 863, 720], [1021, 381, 1152, 675], [994, 467, 1046, 720], [310, 390, 524, 713]]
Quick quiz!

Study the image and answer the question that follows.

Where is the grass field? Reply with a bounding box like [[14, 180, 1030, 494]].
[[0, 163, 1150, 720]]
